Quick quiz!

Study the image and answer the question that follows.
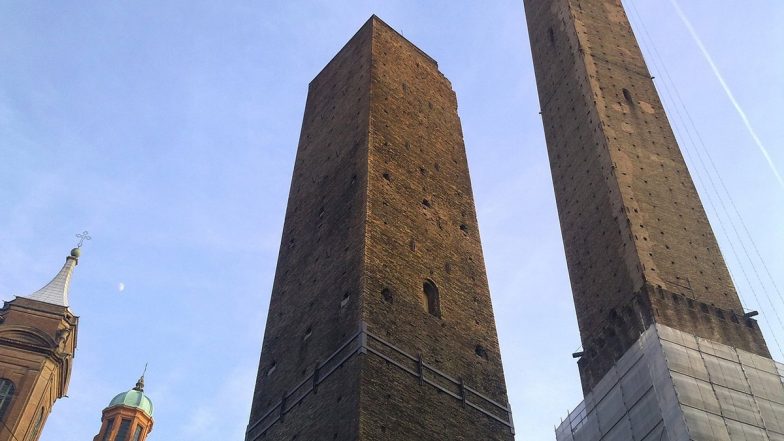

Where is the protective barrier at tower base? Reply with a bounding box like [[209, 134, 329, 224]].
[[556, 324, 784, 441]]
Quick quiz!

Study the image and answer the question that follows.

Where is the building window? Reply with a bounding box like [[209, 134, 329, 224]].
[[131, 425, 144, 441], [382, 287, 394, 303], [622, 88, 634, 105], [115, 419, 132, 441], [0, 379, 15, 421], [422, 280, 441, 318], [101, 418, 115, 441], [25, 408, 44, 441], [266, 361, 277, 377]]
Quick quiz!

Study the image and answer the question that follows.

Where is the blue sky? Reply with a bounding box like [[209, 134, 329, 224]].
[[1, 1, 782, 440]]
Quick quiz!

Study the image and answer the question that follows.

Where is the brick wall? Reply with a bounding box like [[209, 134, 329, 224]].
[[360, 17, 513, 441]]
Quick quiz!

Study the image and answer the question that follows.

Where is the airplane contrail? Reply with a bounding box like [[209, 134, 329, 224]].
[[669, 0, 784, 190]]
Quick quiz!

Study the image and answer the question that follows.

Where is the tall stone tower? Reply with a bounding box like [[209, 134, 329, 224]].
[[246, 16, 514, 441], [0, 248, 80, 441], [524, 1, 784, 440], [93, 374, 154, 441]]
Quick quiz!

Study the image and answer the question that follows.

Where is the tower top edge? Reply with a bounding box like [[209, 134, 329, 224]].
[[366, 15, 438, 68], [309, 14, 438, 86]]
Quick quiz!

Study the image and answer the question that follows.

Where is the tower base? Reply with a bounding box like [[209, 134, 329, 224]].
[[556, 324, 784, 440]]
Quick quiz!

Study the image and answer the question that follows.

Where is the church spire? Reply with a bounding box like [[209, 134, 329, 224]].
[[25, 247, 80, 307], [26, 231, 90, 307]]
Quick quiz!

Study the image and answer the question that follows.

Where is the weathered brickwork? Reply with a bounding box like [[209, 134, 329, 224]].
[[360, 18, 512, 441], [248, 16, 513, 441], [523, 0, 769, 392]]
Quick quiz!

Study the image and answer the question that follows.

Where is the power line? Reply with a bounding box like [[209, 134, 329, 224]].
[[625, 0, 784, 358]]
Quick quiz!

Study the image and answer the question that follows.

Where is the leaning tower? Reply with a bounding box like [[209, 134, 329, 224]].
[[523, 1, 784, 439]]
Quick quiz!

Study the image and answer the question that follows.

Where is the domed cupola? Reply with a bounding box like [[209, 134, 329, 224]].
[[93, 372, 155, 441], [108, 375, 154, 418]]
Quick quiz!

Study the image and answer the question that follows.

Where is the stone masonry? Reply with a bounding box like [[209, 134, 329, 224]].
[[523, 0, 769, 392], [246, 16, 514, 441]]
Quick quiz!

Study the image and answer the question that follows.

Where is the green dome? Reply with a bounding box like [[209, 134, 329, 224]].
[[108, 389, 154, 417]]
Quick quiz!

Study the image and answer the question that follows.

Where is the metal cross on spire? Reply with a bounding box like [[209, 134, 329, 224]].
[[75, 231, 91, 248]]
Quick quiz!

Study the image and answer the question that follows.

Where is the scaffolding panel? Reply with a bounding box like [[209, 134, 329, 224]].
[[556, 324, 784, 441]]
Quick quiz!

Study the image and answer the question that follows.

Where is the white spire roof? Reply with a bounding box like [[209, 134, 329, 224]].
[[26, 250, 79, 307]]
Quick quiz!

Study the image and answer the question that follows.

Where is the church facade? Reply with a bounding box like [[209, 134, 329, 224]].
[[0, 248, 80, 441]]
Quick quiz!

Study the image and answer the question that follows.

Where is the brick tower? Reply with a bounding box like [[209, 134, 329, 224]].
[[0, 248, 80, 441], [524, 1, 784, 440], [246, 16, 514, 441]]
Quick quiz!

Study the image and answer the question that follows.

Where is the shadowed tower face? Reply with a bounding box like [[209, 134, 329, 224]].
[[523, 0, 769, 392], [245, 16, 514, 441]]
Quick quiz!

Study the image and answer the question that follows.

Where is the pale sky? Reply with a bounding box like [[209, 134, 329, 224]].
[[1, 1, 782, 440]]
